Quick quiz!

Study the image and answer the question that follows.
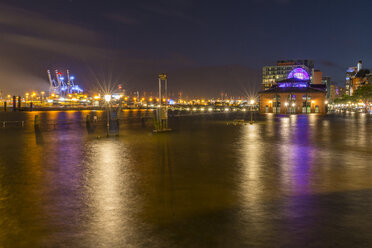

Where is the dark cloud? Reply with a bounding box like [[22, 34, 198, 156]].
[[140, 3, 205, 25], [104, 13, 139, 25], [319, 60, 345, 72]]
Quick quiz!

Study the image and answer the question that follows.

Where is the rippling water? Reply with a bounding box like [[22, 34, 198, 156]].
[[0, 111, 372, 247]]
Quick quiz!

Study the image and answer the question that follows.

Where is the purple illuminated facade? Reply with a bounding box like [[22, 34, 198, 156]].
[[287, 68, 310, 81], [259, 67, 327, 114]]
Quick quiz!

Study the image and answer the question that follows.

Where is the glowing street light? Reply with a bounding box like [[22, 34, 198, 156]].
[[104, 95, 112, 102]]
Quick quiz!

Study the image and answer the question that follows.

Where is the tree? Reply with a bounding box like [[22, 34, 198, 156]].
[[353, 84, 372, 111], [334, 94, 355, 104]]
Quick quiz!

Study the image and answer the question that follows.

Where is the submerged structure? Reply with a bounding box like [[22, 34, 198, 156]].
[[47, 69, 83, 96], [259, 67, 327, 114]]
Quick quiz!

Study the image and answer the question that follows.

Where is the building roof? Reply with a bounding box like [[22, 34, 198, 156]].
[[259, 86, 326, 94], [277, 78, 309, 83], [355, 69, 370, 78]]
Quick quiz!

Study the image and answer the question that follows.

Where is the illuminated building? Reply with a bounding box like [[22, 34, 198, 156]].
[[262, 59, 314, 90], [259, 67, 326, 114], [345, 60, 371, 96], [312, 69, 323, 84], [329, 85, 346, 101]]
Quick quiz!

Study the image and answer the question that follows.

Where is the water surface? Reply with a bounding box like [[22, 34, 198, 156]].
[[0, 111, 372, 247]]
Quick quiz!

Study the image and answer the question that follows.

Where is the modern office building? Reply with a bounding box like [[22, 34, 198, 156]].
[[262, 60, 314, 90], [259, 67, 326, 114], [345, 60, 371, 95]]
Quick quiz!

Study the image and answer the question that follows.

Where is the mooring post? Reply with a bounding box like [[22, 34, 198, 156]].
[[4, 101, 7, 112], [34, 115, 39, 128], [12, 96, 16, 112], [18, 96, 21, 111]]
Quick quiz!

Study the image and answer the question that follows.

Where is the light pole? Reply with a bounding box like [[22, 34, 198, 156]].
[[41, 91, 45, 103], [250, 99, 255, 124], [285, 102, 289, 114], [104, 94, 111, 137]]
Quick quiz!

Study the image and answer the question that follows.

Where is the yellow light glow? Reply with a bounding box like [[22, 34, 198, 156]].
[[149, 97, 153, 102], [133, 97, 137, 101]]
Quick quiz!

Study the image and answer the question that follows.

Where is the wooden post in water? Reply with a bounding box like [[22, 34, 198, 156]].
[[17, 96, 21, 111], [4, 101, 6, 112], [34, 115, 39, 128], [12, 96, 16, 112]]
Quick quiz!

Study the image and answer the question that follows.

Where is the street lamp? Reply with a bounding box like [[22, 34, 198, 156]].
[[285, 102, 289, 114], [249, 99, 255, 123], [104, 95, 112, 102], [104, 95, 111, 136]]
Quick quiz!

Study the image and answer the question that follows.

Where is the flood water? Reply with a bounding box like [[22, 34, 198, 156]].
[[0, 110, 372, 247]]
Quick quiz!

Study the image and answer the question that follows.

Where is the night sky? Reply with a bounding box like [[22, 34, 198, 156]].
[[1, 0, 372, 97]]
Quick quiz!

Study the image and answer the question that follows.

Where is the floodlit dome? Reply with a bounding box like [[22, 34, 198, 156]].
[[287, 67, 310, 81]]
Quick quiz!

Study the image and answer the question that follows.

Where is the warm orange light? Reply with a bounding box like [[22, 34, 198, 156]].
[[32, 92, 36, 96], [51, 93, 55, 97], [162, 98, 166, 102], [141, 97, 145, 101], [149, 97, 153, 102], [156, 98, 160, 102], [124, 97, 128, 101], [133, 97, 137, 101]]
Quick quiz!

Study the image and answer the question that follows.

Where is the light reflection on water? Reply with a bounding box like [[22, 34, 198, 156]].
[[0, 111, 372, 247]]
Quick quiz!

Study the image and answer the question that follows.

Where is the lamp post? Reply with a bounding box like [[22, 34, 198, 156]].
[[311, 100, 315, 113], [250, 99, 255, 123], [285, 102, 289, 114], [269, 100, 272, 113], [104, 94, 111, 137]]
